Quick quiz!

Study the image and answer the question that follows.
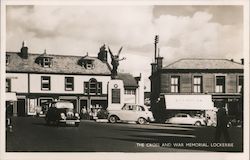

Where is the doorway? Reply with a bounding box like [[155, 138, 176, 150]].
[[17, 99, 25, 116]]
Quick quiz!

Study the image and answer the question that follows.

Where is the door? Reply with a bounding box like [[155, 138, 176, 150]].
[[17, 99, 25, 117], [119, 104, 135, 121]]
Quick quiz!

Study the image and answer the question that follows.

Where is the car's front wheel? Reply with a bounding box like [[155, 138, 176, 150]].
[[137, 117, 147, 125], [194, 121, 201, 126], [109, 115, 118, 123]]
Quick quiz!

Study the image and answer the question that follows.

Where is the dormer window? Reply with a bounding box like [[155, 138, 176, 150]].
[[42, 57, 52, 68], [85, 60, 94, 69], [79, 57, 94, 69], [6, 55, 10, 66], [35, 50, 53, 68]]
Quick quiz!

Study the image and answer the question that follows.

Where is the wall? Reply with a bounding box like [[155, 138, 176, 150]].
[[6, 73, 28, 93], [159, 72, 243, 94], [29, 74, 111, 94]]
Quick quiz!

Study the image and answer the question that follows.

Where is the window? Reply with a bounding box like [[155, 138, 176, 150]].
[[193, 76, 203, 93], [6, 79, 11, 92], [65, 77, 74, 91], [41, 57, 52, 67], [238, 76, 243, 93], [84, 82, 89, 94], [6, 55, 10, 65], [171, 76, 180, 93], [84, 78, 102, 95], [41, 76, 51, 91], [137, 106, 145, 111], [216, 76, 225, 93], [124, 89, 136, 95], [81, 59, 94, 69]]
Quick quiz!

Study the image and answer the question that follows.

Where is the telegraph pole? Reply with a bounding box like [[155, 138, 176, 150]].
[[154, 35, 159, 62]]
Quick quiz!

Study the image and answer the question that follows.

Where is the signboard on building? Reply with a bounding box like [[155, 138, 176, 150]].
[[164, 95, 214, 110]]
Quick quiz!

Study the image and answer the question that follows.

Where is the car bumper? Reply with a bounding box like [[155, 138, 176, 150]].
[[59, 119, 80, 125], [148, 117, 155, 122]]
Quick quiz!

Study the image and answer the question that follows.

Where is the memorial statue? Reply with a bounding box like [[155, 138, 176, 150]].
[[108, 46, 126, 79]]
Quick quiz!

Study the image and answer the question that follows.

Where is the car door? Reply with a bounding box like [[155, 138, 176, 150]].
[[180, 114, 190, 124], [136, 105, 147, 119], [170, 114, 182, 124], [118, 104, 134, 121]]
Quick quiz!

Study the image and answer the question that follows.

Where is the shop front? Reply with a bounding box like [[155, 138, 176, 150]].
[[212, 94, 242, 121], [158, 94, 216, 122]]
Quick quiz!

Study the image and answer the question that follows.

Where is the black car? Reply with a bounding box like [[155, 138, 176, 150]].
[[45, 101, 80, 127]]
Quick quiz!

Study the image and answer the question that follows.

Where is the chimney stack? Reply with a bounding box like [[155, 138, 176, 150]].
[[151, 63, 157, 74], [156, 57, 163, 69], [20, 41, 28, 59]]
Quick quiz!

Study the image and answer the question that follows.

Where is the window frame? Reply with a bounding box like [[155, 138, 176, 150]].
[[84, 78, 102, 95], [193, 76, 203, 93], [238, 75, 244, 93], [215, 75, 226, 93], [170, 76, 180, 93], [6, 55, 10, 66], [124, 89, 136, 95], [41, 76, 51, 91], [65, 77, 74, 91], [42, 57, 52, 68], [6, 79, 11, 92]]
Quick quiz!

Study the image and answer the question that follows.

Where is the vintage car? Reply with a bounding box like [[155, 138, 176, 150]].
[[45, 101, 80, 127], [108, 103, 155, 124], [165, 113, 206, 126]]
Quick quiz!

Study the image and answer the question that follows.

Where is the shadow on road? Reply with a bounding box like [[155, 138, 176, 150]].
[[100, 126, 243, 152]]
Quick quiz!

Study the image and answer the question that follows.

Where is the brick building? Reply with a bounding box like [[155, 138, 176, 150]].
[[150, 57, 244, 122]]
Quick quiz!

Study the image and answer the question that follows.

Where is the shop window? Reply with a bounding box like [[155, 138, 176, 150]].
[[193, 76, 203, 93], [171, 76, 180, 93], [41, 76, 51, 91], [84, 78, 102, 95], [6, 79, 11, 92], [238, 76, 243, 93], [215, 76, 225, 93], [65, 77, 74, 91]]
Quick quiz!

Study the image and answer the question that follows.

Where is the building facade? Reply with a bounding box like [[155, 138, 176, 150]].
[[6, 43, 112, 116], [150, 57, 244, 122], [6, 43, 144, 117]]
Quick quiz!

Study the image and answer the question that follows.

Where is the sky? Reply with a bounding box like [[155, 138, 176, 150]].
[[6, 5, 243, 91]]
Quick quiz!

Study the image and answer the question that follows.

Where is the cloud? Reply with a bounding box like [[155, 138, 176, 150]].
[[6, 5, 243, 91]]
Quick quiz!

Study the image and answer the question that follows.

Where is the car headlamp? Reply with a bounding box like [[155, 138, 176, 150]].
[[60, 113, 66, 120]]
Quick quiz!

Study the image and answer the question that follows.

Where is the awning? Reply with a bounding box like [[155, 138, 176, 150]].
[[164, 94, 214, 110], [6, 92, 17, 101]]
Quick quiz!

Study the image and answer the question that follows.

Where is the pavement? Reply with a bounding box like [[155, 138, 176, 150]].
[[6, 117, 243, 152]]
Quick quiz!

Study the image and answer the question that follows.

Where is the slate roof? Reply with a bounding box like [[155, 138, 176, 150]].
[[6, 52, 111, 75], [163, 58, 243, 70], [117, 73, 139, 88]]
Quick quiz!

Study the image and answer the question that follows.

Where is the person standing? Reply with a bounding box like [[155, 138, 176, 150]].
[[214, 106, 231, 142]]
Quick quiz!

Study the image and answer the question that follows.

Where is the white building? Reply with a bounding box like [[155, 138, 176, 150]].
[[6, 43, 144, 116]]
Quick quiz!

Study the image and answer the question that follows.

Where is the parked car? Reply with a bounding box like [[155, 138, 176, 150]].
[[165, 113, 206, 126], [45, 101, 80, 127], [108, 103, 155, 124]]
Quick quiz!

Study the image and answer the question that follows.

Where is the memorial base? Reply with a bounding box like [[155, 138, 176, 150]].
[[107, 79, 124, 111]]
